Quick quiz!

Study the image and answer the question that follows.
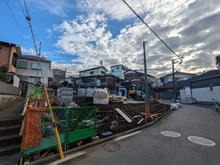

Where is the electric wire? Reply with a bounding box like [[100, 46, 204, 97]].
[[137, 0, 176, 50], [23, 0, 38, 55], [18, 0, 40, 42], [122, 0, 182, 60], [18, 0, 26, 17], [4, 0, 27, 37]]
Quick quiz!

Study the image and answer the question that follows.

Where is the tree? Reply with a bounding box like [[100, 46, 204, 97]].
[[52, 81, 60, 89], [0, 65, 8, 82]]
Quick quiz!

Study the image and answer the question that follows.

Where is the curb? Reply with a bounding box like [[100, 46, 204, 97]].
[[28, 109, 173, 165]]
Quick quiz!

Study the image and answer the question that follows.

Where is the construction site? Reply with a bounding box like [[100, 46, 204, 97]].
[[0, 85, 171, 165]]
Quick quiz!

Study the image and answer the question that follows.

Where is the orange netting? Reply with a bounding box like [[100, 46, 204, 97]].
[[21, 106, 47, 151]]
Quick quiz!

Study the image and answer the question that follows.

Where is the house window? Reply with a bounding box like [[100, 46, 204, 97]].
[[101, 78, 106, 82], [29, 77, 38, 83], [117, 66, 119, 69], [90, 71, 94, 75], [112, 70, 114, 73], [31, 62, 41, 69], [12, 53, 17, 67], [17, 60, 29, 68], [209, 84, 213, 91], [101, 71, 105, 75], [85, 79, 92, 83], [22, 76, 28, 81]]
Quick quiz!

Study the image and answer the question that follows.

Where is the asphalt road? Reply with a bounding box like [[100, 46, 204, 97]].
[[58, 103, 220, 165]]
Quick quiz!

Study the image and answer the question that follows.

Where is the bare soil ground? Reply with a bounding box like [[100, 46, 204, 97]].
[[73, 96, 171, 136]]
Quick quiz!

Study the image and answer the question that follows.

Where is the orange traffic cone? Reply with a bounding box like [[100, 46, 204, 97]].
[[146, 104, 152, 122]]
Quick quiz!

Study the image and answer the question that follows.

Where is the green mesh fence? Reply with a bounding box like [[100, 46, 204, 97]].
[[22, 106, 96, 157]]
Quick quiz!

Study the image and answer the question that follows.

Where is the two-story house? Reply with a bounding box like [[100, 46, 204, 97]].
[[16, 55, 53, 87], [110, 64, 129, 79], [160, 71, 197, 99], [76, 66, 117, 93], [122, 70, 159, 97], [0, 41, 21, 87], [52, 69, 66, 82], [79, 66, 108, 77]]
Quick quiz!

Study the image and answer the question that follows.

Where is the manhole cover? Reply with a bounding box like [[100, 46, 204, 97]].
[[187, 136, 216, 146], [161, 131, 181, 137], [103, 143, 120, 152]]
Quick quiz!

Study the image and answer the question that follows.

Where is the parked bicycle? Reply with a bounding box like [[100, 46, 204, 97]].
[[212, 99, 220, 113]]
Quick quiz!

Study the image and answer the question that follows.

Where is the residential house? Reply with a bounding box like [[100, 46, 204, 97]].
[[179, 70, 220, 103], [0, 41, 21, 87], [76, 66, 108, 87], [75, 66, 117, 93], [63, 76, 76, 87], [79, 66, 108, 77], [16, 55, 53, 87], [160, 71, 197, 99], [52, 69, 66, 82], [122, 70, 159, 97], [110, 64, 129, 79]]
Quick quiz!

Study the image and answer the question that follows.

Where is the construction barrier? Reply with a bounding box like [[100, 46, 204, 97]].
[[21, 106, 97, 157]]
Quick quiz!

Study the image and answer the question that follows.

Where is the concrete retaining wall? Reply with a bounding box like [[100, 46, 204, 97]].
[[0, 81, 21, 96]]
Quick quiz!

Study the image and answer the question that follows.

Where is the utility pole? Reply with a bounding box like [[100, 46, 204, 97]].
[[143, 41, 148, 100], [172, 59, 176, 103], [143, 41, 151, 123], [36, 42, 42, 83]]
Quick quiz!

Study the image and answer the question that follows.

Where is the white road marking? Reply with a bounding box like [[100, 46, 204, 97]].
[[161, 131, 181, 137], [114, 131, 142, 141], [187, 136, 216, 146], [49, 151, 86, 165]]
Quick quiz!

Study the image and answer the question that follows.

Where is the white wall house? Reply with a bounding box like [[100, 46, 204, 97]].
[[110, 64, 129, 79], [179, 70, 220, 103], [160, 72, 197, 99], [16, 55, 53, 86], [79, 66, 108, 77]]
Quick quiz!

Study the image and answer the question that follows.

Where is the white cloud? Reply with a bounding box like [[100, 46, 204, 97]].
[[51, 0, 220, 77]]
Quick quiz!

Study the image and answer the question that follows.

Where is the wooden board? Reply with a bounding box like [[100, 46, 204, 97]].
[[115, 108, 133, 123]]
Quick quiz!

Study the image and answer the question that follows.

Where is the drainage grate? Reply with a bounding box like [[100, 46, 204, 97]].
[[187, 136, 216, 146], [161, 131, 181, 137], [103, 143, 120, 152]]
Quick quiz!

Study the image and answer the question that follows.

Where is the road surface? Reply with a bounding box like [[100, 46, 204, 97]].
[[56, 103, 220, 165]]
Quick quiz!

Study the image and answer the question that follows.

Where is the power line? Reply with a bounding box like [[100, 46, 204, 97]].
[[18, 0, 40, 43], [137, 0, 176, 50], [18, 0, 26, 17], [122, 0, 182, 60], [4, 0, 27, 37], [23, 0, 38, 55]]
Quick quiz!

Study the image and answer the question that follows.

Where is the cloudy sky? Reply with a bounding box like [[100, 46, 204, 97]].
[[1, 0, 219, 77]]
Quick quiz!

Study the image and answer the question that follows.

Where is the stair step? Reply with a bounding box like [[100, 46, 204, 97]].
[[0, 134, 22, 146], [0, 124, 21, 135], [0, 118, 22, 127], [0, 143, 20, 156]]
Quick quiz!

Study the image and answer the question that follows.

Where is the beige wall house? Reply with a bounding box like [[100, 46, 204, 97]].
[[0, 41, 21, 73], [0, 41, 22, 87]]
